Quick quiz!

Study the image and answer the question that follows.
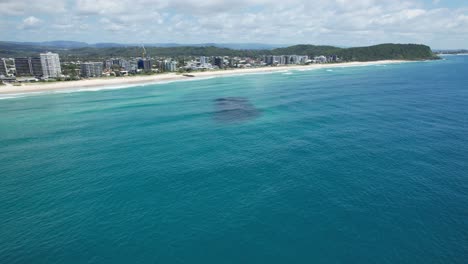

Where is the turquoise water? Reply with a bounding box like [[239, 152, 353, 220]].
[[1, 56, 467, 263]]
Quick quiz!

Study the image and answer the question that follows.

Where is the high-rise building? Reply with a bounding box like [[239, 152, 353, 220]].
[[103, 60, 113, 70], [264, 55, 286, 65], [314, 56, 327, 63], [108, 59, 130, 70], [0, 59, 7, 76], [15, 58, 32, 76], [138, 59, 153, 72], [14, 55, 59, 77], [214, 57, 224, 68], [164, 60, 177, 72], [14, 57, 45, 77], [157, 60, 165, 71], [128, 61, 138, 73], [31, 57, 44, 76], [80, 62, 103, 78], [298, 56, 309, 64], [200, 56, 207, 64], [40, 52, 61, 78], [121, 60, 131, 71]]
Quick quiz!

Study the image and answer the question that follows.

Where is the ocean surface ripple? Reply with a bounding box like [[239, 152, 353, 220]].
[[1, 56, 467, 263]]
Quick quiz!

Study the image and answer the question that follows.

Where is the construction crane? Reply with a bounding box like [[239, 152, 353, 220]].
[[141, 44, 147, 59]]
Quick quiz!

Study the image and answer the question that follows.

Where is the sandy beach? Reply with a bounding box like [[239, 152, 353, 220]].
[[0, 60, 408, 96]]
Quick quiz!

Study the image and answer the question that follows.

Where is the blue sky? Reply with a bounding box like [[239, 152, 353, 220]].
[[1, 0, 467, 49]]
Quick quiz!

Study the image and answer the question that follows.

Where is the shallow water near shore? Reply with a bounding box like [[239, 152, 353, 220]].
[[0, 60, 406, 98], [1, 56, 467, 263]]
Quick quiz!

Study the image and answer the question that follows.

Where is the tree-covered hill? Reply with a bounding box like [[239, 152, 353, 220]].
[[270, 44, 342, 56], [0, 42, 438, 61], [336, 44, 436, 61]]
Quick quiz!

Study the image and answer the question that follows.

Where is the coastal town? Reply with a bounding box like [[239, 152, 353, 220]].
[[0, 51, 340, 85]]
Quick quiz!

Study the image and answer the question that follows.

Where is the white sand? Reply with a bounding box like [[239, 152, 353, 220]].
[[0, 60, 407, 95]]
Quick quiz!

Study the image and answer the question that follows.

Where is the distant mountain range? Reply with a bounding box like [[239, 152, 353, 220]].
[[433, 49, 468, 54], [2, 41, 287, 50]]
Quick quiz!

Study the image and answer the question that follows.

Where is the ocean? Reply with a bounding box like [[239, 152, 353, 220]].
[[1, 56, 467, 263]]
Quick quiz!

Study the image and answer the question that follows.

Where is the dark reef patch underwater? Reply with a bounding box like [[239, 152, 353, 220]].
[[213, 97, 261, 123]]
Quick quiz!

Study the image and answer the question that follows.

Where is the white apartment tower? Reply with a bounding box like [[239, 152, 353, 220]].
[[40, 52, 62, 78], [200, 56, 207, 65]]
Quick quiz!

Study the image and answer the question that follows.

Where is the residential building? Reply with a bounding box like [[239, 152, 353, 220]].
[[214, 57, 224, 68], [264, 55, 273, 65], [31, 57, 44, 76], [138, 59, 153, 72], [0, 59, 7, 76], [314, 56, 328, 63], [164, 60, 177, 72], [328, 55, 338, 62], [200, 56, 208, 64], [264, 55, 286, 65], [229, 58, 237, 67], [80, 62, 103, 78], [40, 52, 61, 78], [128, 61, 138, 73], [14, 57, 34, 76], [120, 60, 131, 70], [103, 60, 113, 70]]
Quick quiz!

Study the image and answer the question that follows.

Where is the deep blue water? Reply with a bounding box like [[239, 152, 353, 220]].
[[1, 56, 467, 263]]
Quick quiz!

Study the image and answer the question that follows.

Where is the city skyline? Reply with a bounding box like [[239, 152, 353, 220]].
[[1, 0, 468, 49]]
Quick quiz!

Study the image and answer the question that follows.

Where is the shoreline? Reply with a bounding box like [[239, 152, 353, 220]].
[[0, 60, 409, 96]]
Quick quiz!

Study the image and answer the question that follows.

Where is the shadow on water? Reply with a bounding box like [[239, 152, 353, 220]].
[[213, 97, 261, 124]]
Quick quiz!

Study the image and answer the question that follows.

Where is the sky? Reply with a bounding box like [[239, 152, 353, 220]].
[[0, 0, 467, 49]]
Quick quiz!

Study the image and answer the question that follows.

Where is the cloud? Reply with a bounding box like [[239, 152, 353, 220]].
[[76, 0, 127, 15], [2, 0, 468, 48], [0, 0, 66, 15], [18, 16, 43, 30]]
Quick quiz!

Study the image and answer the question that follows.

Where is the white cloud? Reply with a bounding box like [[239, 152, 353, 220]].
[[0, 0, 66, 15], [76, 0, 127, 15], [18, 16, 43, 30], [1, 0, 468, 48]]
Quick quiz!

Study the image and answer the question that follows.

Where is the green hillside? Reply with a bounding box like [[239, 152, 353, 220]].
[[0, 42, 438, 61]]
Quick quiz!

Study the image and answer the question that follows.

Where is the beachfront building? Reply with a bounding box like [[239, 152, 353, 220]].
[[127, 60, 138, 73], [14, 57, 34, 76], [40, 52, 62, 78], [138, 59, 153, 72], [264, 55, 309, 65], [164, 60, 177, 72], [314, 56, 328, 63], [200, 56, 208, 64], [103, 59, 131, 71], [31, 57, 44, 76], [117, 59, 131, 71], [14, 53, 61, 78], [264, 55, 286, 65], [287, 55, 308, 64], [0, 59, 8, 77], [279, 56, 287, 65], [14, 57, 44, 77], [80, 62, 103, 78], [103, 60, 113, 70], [328, 55, 339, 62], [214, 57, 224, 68]]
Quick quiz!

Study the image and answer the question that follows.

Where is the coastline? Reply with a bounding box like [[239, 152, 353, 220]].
[[0, 60, 408, 96]]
